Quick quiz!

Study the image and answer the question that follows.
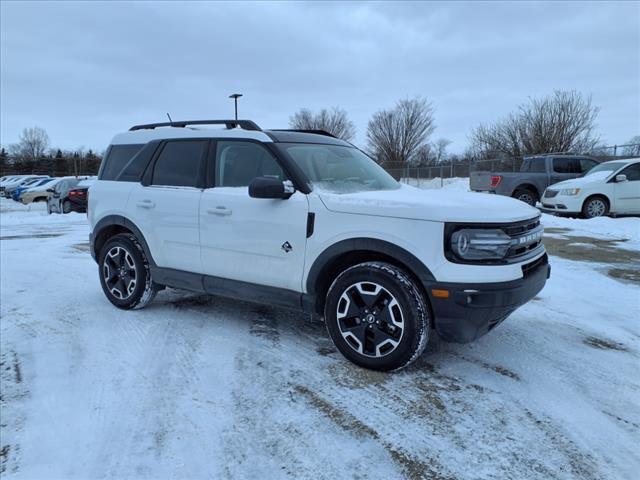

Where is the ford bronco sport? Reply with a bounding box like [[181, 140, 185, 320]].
[[89, 119, 550, 371]]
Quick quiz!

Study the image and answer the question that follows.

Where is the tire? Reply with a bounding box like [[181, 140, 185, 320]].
[[513, 187, 538, 206], [324, 262, 430, 371], [98, 233, 158, 309], [582, 196, 609, 219], [62, 200, 72, 214], [46, 203, 52, 214]]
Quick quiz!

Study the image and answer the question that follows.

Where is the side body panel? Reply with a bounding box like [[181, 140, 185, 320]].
[[200, 188, 309, 291], [127, 183, 202, 273]]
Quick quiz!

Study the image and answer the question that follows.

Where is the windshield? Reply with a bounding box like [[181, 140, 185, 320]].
[[586, 162, 626, 176], [278, 143, 399, 194], [36, 178, 54, 186]]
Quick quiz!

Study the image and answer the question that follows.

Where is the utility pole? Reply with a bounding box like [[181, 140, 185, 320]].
[[229, 93, 243, 121]]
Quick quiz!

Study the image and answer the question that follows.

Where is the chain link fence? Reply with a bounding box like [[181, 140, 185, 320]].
[[382, 143, 640, 188]]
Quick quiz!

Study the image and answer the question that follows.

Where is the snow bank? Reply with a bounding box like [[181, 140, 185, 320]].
[[402, 177, 470, 191]]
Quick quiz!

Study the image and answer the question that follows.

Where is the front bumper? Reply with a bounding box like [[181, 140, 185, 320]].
[[428, 253, 550, 343], [540, 194, 583, 214]]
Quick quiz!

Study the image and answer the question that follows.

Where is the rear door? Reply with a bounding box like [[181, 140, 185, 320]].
[[199, 140, 309, 292], [128, 139, 208, 273]]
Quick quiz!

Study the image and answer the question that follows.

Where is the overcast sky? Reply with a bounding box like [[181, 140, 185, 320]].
[[1, 1, 638, 154]]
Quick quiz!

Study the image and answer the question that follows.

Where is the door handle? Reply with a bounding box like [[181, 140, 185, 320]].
[[136, 200, 155, 209], [207, 206, 232, 216]]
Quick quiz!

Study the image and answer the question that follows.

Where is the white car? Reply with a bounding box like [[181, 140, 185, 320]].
[[541, 158, 640, 218], [19, 177, 64, 204], [88, 119, 550, 371]]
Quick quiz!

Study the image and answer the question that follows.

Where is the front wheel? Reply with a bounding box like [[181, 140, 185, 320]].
[[582, 196, 609, 218], [98, 233, 158, 309], [324, 262, 430, 371]]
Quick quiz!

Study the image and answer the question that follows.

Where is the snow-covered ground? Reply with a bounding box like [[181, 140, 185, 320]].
[[1, 195, 639, 480]]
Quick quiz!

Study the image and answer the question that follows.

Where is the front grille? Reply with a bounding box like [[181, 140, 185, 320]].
[[502, 217, 544, 261], [544, 189, 559, 198]]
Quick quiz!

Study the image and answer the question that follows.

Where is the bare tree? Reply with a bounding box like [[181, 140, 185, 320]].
[[289, 107, 356, 142], [470, 90, 600, 158], [12, 126, 50, 161], [622, 135, 640, 156], [367, 97, 436, 165], [434, 138, 451, 163]]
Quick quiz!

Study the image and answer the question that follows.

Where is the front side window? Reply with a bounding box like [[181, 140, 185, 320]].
[[553, 158, 580, 174], [152, 140, 207, 187], [277, 143, 399, 194], [215, 141, 284, 187], [620, 163, 640, 181]]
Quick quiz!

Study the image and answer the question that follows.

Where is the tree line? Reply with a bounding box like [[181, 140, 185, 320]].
[[0, 127, 102, 177], [290, 90, 639, 167], [3, 89, 639, 177]]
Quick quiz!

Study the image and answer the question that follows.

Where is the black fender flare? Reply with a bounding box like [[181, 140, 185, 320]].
[[305, 237, 436, 301], [91, 215, 156, 267]]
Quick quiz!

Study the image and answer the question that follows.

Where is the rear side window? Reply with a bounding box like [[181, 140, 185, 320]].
[[553, 158, 580, 174], [100, 144, 144, 180], [579, 159, 598, 173], [151, 140, 207, 187], [522, 158, 547, 173]]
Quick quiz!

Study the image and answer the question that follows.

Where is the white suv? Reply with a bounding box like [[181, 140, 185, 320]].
[[88, 119, 550, 371]]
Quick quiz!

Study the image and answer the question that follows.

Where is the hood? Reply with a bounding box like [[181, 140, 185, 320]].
[[548, 171, 610, 189], [318, 184, 539, 223]]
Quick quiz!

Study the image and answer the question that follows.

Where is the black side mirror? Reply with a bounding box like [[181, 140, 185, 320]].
[[249, 176, 294, 199], [46, 188, 55, 193]]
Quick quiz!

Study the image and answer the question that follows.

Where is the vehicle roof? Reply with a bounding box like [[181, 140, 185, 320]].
[[110, 126, 352, 147], [600, 157, 639, 166], [524, 154, 596, 160]]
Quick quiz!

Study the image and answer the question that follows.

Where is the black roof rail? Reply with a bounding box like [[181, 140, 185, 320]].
[[270, 129, 337, 139], [129, 119, 262, 131]]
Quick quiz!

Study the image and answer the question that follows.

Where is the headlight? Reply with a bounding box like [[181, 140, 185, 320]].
[[559, 188, 580, 196], [450, 228, 512, 260]]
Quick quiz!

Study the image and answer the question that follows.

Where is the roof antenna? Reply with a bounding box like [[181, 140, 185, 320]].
[[166, 112, 173, 123]]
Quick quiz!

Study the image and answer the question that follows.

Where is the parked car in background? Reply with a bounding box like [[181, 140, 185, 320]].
[[64, 178, 95, 213], [470, 155, 599, 206], [18, 177, 61, 204], [47, 177, 91, 214], [0, 175, 33, 190], [12, 177, 56, 201], [1, 175, 49, 198], [541, 158, 640, 218]]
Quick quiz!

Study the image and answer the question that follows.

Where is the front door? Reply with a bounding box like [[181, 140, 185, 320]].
[[128, 139, 207, 273], [200, 140, 309, 292], [613, 163, 640, 214]]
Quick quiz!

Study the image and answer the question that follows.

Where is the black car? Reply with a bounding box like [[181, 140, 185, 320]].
[[47, 178, 94, 214]]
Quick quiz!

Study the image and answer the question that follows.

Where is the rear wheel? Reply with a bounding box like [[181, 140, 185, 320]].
[[62, 200, 72, 214], [513, 187, 538, 206], [98, 233, 158, 309], [324, 262, 429, 371], [582, 196, 609, 218]]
